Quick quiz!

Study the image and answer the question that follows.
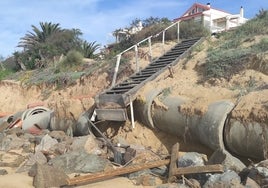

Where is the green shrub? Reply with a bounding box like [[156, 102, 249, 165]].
[[0, 69, 14, 80], [205, 48, 251, 79], [224, 11, 268, 41], [179, 20, 210, 40], [62, 50, 83, 67], [253, 38, 268, 52]]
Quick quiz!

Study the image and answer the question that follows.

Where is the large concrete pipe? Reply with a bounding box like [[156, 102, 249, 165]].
[[140, 95, 234, 151], [224, 119, 268, 160], [135, 89, 266, 161]]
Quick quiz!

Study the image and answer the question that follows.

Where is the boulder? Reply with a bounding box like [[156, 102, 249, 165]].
[[31, 163, 68, 188], [16, 151, 47, 173], [70, 135, 103, 155], [177, 152, 207, 167], [208, 149, 246, 172], [49, 150, 110, 174], [203, 170, 243, 188], [35, 134, 58, 153], [0, 134, 31, 152]]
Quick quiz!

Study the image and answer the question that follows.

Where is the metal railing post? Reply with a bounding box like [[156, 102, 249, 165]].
[[162, 30, 166, 53], [177, 21, 180, 43], [111, 54, 121, 87], [134, 45, 139, 72], [148, 37, 152, 63]]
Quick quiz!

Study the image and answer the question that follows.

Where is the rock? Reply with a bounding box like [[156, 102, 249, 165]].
[[35, 134, 58, 153], [203, 170, 243, 188], [49, 142, 69, 156], [177, 152, 207, 167], [150, 165, 168, 177], [0, 169, 7, 175], [208, 149, 246, 172], [0, 134, 31, 152], [49, 130, 70, 142], [246, 166, 268, 187], [70, 135, 103, 155], [177, 152, 209, 185], [16, 151, 47, 173], [49, 150, 110, 174], [32, 163, 68, 188]]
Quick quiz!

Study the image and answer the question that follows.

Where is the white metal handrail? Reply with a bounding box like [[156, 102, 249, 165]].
[[111, 21, 180, 87]]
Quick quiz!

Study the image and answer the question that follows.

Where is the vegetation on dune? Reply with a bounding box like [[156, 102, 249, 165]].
[[12, 22, 100, 70], [0, 10, 267, 89], [111, 17, 209, 54], [204, 9, 268, 80]]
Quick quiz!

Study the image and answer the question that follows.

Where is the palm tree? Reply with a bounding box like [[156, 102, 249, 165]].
[[81, 41, 100, 58], [256, 8, 268, 19], [18, 22, 62, 50]]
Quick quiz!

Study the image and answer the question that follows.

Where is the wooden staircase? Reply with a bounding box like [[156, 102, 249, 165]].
[[95, 37, 203, 121]]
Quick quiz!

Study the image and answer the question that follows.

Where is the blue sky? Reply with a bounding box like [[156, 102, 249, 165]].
[[0, 0, 267, 58]]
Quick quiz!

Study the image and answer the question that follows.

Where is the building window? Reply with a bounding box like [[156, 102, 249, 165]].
[[197, 7, 205, 13]]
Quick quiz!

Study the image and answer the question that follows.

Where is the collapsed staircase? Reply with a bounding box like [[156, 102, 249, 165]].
[[95, 37, 203, 121]]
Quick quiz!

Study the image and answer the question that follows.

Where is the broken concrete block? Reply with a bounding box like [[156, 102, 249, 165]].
[[32, 163, 68, 188], [177, 152, 207, 167], [49, 150, 110, 174], [16, 151, 47, 173], [203, 170, 243, 188], [208, 148, 246, 172], [70, 135, 103, 155], [35, 134, 58, 153]]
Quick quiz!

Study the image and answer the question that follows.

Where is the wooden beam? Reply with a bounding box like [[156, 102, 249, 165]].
[[168, 142, 179, 182], [173, 164, 224, 176], [67, 159, 170, 186]]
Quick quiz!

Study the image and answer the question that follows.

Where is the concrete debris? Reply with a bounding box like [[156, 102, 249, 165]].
[[16, 151, 47, 173], [208, 148, 246, 172], [49, 150, 111, 174], [203, 170, 242, 188], [239, 160, 268, 187], [70, 134, 103, 155], [31, 163, 69, 188], [35, 134, 58, 153], [177, 152, 207, 167], [0, 107, 267, 187]]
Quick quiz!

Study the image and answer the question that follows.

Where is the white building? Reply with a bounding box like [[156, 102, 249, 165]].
[[113, 21, 143, 43], [174, 3, 248, 33]]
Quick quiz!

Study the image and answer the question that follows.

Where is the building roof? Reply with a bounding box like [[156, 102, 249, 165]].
[[174, 2, 231, 21]]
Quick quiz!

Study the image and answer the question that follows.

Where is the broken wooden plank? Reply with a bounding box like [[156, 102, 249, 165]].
[[168, 142, 179, 182], [173, 164, 224, 176], [67, 159, 170, 186]]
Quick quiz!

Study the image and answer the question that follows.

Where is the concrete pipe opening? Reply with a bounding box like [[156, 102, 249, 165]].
[[224, 118, 268, 160]]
